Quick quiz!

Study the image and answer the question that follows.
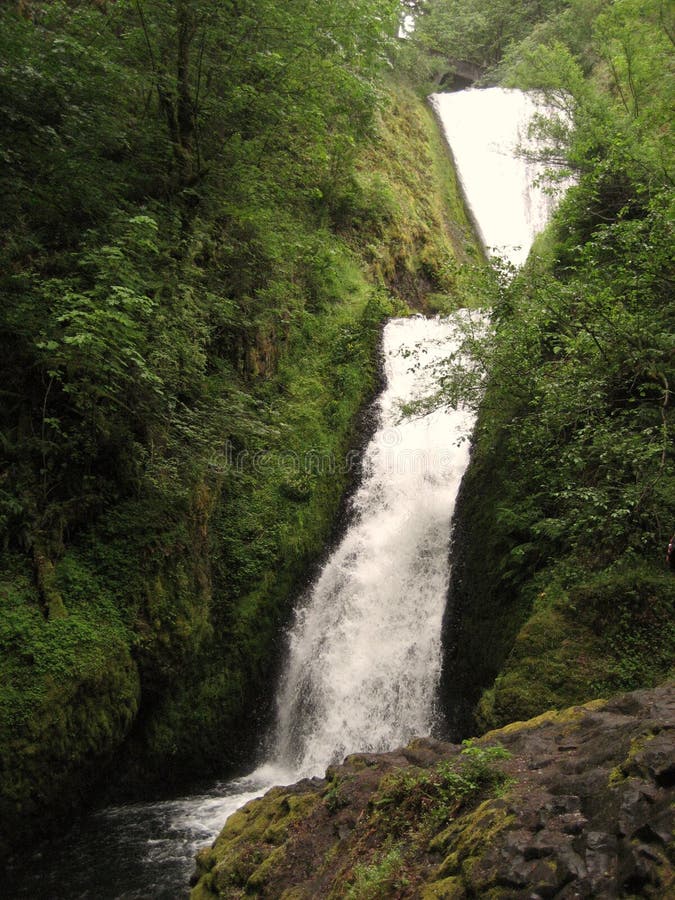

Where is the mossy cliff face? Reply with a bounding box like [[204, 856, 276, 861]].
[[0, 488, 213, 856], [191, 684, 674, 899], [0, 78, 477, 858], [440, 419, 675, 738], [0, 284, 383, 858], [350, 79, 480, 303], [438, 425, 530, 739], [0, 587, 140, 859]]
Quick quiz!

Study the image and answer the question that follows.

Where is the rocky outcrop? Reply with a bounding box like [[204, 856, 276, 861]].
[[191, 683, 674, 898], [435, 58, 485, 91]]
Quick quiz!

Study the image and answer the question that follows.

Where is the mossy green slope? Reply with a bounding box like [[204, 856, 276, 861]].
[[348, 79, 480, 302], [0, 73, 476, 857], [442, 427, 675, 738]]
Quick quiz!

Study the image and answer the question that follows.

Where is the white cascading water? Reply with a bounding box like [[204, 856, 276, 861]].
[[431, 87, 567, 267], [273, 314, 476, 776]]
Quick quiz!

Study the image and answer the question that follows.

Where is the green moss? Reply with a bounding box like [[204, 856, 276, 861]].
[[481, 698, 607, 741], [191, 788, 322, 899], [474, 567, 674, 731], [422, 876, 466, 899], [352, 79, 480, 301], [429, 799, 515, 892], [609, 728, 660, 786], [430, 799, 512, 860], [246, 844, 288, 891], [475, 601, 604, 729], [0, 560, 141, 854]]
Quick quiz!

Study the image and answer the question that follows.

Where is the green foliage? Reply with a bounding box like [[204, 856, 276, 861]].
[[402, 0, 569, 83], [374, 742, 511, 838], [346, 844, 409, 899], [422, 0, 673, 573], [431, 0, 674, 734], [324, 775, 349, 813], [0, 0, 404, 560], [0, 0, 402, 557], [468, 7, 673, 570]]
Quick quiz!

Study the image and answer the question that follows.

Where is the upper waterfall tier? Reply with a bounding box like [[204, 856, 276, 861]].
[[431, 88, 567, 267]]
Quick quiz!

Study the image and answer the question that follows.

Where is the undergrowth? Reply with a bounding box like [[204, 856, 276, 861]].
[[372, 742, 512, 841]]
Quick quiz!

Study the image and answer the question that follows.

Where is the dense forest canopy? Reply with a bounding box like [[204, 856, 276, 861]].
[[0, 0, 401, 594]]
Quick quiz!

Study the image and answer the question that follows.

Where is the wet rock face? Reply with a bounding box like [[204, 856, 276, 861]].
[[191, 684, 674, 899], [471, 687, 675, 898]]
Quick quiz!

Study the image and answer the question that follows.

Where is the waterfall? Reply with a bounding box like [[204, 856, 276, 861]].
[[8, 88, 569, 900], [272, 314, 475, 777], [431, 87, 567, 266], [196, 86, 571, 827], [220, 91, 568, 790], [151, 313, 479, 862]]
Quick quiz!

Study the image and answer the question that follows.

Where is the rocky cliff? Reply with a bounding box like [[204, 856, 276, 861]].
[[191, 683, 674, 898]]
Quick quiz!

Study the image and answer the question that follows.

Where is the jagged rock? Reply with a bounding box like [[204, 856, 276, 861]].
[[191, 684, 674, 898]]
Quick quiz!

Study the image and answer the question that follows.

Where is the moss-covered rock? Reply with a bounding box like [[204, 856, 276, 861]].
[[439, 419, 533, 738], [460, 562, 675, 734], [192, 787, 323, 899], [191, 684, 675, 899], [441, 391, 675, 739], [0, 561, 141, 857]]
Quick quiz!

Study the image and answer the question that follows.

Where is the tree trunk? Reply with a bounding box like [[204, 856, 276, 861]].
[[34, 544, 67, 620]]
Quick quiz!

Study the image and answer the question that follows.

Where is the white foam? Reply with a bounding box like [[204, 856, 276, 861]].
[[431, 87, 568, 266], [272, 314, 477, 776]]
